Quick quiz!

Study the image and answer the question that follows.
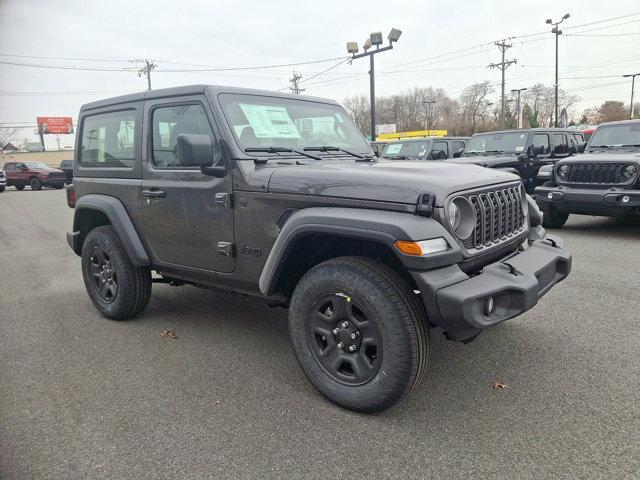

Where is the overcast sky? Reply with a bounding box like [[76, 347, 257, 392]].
[[1, 0, 639, 148]]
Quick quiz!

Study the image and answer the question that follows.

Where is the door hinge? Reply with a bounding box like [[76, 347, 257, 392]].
[[215, 192, 233, 209], [217, 242, 234, 257]]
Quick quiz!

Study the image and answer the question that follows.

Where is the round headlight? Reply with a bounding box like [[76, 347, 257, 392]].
[[448, 202, 460, 230], [557, 164, 569, 179], [623, 164, 638, 179]]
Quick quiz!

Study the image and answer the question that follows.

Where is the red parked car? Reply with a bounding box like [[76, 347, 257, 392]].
[[2, 161, 66, 190]]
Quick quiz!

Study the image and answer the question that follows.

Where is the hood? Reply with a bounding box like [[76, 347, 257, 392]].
[[452, 154, 519, 168], [566, 150, 640, 163], [267, 159, 519, 206], [32, 167, 64, 173]]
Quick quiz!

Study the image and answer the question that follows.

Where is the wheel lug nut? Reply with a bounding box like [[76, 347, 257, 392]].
[[337, 342, 344, 349], [350, 332, 358, 339], [332, 328, 340, 335], [341, 322, 349, 328], [348, 345, 357, 352]]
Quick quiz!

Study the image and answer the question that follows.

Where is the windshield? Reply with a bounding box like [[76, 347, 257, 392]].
[[382, 140, 432, 159], [219, 93, 371, 154], [464, 132, 529, 155], [25, 162, 50, 169], [589, 123, 640, 147]]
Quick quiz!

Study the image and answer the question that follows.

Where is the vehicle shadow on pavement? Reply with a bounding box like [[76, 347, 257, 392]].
[[138, 284, 567, 420], [554, 215, 640, 239]]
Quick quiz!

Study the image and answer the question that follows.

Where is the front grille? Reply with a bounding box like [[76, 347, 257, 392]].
[[48, 172, 65, 179], [563, 162, 624, 185], [462, 185, 525, 251]]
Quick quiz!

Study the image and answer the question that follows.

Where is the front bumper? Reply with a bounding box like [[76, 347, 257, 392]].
[[535, 185, 640, 215], [42, 177, 65, 186], [411, 234, 571, 342]]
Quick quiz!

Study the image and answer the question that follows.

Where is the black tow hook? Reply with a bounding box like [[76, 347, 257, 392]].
[[502, 262, 518, 276], [545, 238, 558, 248]]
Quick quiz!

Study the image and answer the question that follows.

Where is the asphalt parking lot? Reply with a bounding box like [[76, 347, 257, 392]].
[[1, 188, 639, 480]]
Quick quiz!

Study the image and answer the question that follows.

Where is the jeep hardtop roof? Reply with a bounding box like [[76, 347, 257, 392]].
[[595, 119, 640, 127], [81, 84, 340, 112], [472, 128, 582, 135]]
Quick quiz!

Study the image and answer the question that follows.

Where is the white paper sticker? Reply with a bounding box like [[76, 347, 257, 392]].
[[385, 144, 403, 154], [515, 146, 524, 152], [239, 103, 301, 139]]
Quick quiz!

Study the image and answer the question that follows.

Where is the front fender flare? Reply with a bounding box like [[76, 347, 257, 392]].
[[70, 194, 150, 266], [258, 207, 461, 295]]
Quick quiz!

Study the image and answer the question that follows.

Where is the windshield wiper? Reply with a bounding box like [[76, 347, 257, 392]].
[[483, 150, 510, 155], [303, 145, 374, 161], [384, 154, 411, 160], [244, 146, 322, 161]]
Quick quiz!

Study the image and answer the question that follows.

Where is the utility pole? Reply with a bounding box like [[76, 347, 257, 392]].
[[623, 73, 640, 118], [289, 72, 305, 95], [347, 29, 402, 140], [422, 100, 437, 132], [130, 59, 158, 90], [546, 14, 570, 127], [488, 41, 516, 129], [511, 88, 527, 128]]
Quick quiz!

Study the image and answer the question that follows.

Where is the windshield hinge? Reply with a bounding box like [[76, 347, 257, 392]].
[[215, 192, 233, 209], [416, 193, 435, 217]]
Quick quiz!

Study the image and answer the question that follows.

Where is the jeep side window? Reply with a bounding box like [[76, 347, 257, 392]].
[[551, 133, 569, 155], [152, 104, 216, 168], [79, 110, 136, 168], [452, 140, 465, 155], [431, 141, 448, 159], [532, 134, 550, 155]]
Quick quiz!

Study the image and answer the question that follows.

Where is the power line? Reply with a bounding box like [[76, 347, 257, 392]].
[[0, 60, 131, 71], [156, 56, 347, 72]]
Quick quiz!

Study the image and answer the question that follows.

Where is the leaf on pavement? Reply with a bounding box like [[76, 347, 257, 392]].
[[160, 330, 177, 339], [492, 382, 507, 389]]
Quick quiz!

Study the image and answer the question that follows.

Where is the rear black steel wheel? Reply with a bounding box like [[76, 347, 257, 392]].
[[81, 225, 151, 320], [289, 256, 429, 413]]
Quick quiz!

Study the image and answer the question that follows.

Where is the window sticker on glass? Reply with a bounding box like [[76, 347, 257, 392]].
[[386, 144, 402, 155], [515, 146, 524, 152], [239, 103, 301, 139]]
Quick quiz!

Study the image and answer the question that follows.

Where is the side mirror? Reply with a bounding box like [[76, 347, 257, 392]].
[[453, 150, 463, 158], [577, 142, 586, 153], [177, 134, 226, 178]]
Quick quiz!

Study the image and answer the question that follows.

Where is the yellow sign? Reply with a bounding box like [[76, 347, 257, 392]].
[[377, 130, 448, 140]]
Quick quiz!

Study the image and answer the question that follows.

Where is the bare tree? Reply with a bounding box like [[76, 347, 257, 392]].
[[0, 126, 20, 150], [341, 95, 370, 136]]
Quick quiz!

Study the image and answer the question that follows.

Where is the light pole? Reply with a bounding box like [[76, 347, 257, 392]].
[[546, 13, 570, 127], [347, 28, 402, 141], [422, 100, 437, 132], [511, 87, 527, 128], [623, 73, 640, 118]]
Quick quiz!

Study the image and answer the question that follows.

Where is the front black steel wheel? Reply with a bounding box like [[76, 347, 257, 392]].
[[81, 226, 151, 320], [289, 256, 429, 413], [307, 294, 383, 386], [30, 177, 42, 190]]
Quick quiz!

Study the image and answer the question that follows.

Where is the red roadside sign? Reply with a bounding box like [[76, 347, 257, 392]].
[[37, 117, 74, 134]]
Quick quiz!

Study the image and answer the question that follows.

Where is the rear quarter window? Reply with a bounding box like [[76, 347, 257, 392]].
[[79, 110, 136, 168]]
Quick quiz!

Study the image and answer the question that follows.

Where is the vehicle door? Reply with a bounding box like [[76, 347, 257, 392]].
[[531, 133, 551, 158], [141, 97, 235, 273], [3, 163, 16, 184]]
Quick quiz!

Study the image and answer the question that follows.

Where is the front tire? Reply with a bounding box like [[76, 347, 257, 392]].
[[540, 181, 569, 228], [289, 256, 429, 413], [15, 185, 25, 191], [30, 177, 42, 190], [81, 225, 151, 320]]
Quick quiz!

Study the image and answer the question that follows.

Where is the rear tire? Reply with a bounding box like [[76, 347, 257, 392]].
[[30, 177, 42, 190], [81, 225, 152, 320], [0, 187, 5, 193], [15, 185, 25, 191], [288, 256, 429, 413]]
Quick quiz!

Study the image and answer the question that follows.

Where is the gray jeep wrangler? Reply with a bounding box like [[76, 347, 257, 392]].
[[66, 85, 572, 413]]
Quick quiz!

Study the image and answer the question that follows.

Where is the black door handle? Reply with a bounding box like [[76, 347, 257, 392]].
[[142, 189, 166, 198]]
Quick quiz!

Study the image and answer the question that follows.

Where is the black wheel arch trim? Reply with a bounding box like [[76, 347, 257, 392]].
[[68, 194, 150, 266], [258, 207, 461, 295]]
